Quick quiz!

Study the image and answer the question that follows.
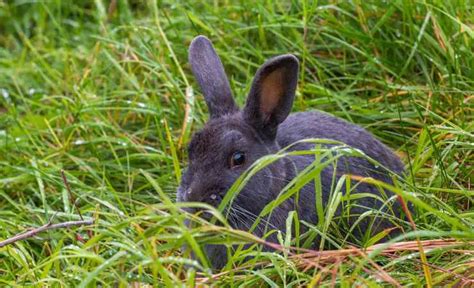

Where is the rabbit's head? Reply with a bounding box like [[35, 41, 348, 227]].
[[176, 36, 299, 230]]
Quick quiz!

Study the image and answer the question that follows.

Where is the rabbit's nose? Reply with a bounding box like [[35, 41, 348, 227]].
[[184, 186, 222, 206]]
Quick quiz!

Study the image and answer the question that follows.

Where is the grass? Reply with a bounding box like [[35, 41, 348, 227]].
[[0, 0, 473, 286]]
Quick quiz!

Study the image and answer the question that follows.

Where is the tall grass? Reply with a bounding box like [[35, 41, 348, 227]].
[[0, 0, 472, 286]]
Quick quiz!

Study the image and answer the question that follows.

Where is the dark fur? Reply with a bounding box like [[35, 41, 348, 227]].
[[177, 36, 406, 269]]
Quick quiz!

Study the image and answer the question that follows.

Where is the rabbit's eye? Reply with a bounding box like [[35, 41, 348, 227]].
[[230, 151, 245, 168]]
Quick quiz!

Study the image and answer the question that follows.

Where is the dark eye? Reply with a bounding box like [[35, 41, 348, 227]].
[[230, 151, 245, 168]]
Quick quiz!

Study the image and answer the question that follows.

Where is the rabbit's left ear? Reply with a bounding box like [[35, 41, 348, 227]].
[[243, 54, 299, 140], [189, 35, 238, 118]]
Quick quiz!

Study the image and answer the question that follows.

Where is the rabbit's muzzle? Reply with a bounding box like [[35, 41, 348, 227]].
[[181, 184, 224, 208]]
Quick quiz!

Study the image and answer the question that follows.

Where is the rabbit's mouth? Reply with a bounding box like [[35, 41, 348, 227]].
[[181, 191, 225, 221]]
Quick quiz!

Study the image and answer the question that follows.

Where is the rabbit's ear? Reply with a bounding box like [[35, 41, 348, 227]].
[[189, 35, 238, 118], [243, 54, 299, 140]]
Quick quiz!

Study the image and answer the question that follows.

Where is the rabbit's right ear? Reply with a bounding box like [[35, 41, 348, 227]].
[[243, 54, 299, 141], [189, 36, 238, 118]]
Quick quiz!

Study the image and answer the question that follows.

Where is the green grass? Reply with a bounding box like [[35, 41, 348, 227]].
[[0, 0, 473, 286]]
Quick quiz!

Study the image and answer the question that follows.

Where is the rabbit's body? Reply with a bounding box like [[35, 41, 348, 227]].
[[261, 110, 405, 238], [178, 36, 407, 269], [277, 110, 405, 229], [278, 111, 404, 174]]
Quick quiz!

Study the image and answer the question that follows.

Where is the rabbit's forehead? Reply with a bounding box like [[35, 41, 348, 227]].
[[188, 122, 249, 160]]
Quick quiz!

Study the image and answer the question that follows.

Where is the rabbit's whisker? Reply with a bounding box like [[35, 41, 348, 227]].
[[232, 203, 279, 232]]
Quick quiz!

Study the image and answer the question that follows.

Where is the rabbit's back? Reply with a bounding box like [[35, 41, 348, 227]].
[[277, 111, 404, 174]]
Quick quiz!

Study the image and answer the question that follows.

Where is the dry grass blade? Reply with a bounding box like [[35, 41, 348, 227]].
[[293, 239, 473, 260], [194, 239, 472, 285], [0, 219, 95, 248]]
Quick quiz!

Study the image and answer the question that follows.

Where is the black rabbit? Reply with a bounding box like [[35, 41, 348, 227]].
[[177, 35, 407, 269]]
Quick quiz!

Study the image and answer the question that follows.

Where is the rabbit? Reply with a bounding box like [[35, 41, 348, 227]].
[[176, 35, 408, 269]]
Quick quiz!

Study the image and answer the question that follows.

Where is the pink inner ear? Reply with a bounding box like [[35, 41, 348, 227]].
[[260, 68, 285, 116]]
